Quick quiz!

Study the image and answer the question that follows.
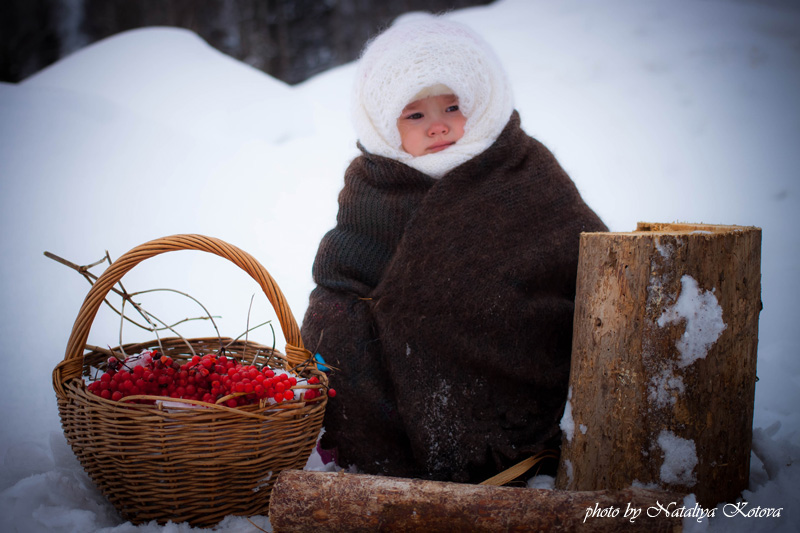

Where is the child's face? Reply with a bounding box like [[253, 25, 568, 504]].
[[396, 94, 466, 157]]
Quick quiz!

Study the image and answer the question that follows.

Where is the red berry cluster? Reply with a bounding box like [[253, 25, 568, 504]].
[[86, 351, 330, 407]]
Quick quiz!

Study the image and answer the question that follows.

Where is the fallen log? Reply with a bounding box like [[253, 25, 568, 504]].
[[269, 470, 687, 532]]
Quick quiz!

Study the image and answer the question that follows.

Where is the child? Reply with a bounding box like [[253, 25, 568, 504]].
[[302, 15, 607, 483]]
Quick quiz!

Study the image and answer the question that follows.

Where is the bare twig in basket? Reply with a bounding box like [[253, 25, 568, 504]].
[[148, 315, 220, 331], [255, 346, 278, 370], [84, 344, 126, 360], [131, 287, 222, 345], [47, 249, 223, 359], [232, 323, 278, 370], [289, 352, 339, 376], [45, 251, 151, 330], [46, 251, 161, 357], [287, 329, 339, 376], [245, 294, 254, 362], [311, 330, 324, 356], [121, 296, 203, 358], [223, 320, 274, 361], [49, 248, 284, 374], [229, 296, 276, 367], [106, 250, 165, 356], [237, 294, 275, 366], [269, 321, 276, 353], [44, 251, 107, 272], [288, 356, 315, 375], [260, 322, 278, 366], [119, 296, 167, 357]]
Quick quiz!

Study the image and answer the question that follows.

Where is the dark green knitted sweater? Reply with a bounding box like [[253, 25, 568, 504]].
[[302, 111, 608, 482]]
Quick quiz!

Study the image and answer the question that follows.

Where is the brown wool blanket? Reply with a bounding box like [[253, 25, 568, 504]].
[[302, 112, 608, 482]]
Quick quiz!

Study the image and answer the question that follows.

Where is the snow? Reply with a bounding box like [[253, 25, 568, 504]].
[[1, 0, 798, 530], [527, 475, 556, 490], [560, 386, 575, 442], [647, 274, 726, 410], [682, 494, 712, 532], [657, 430, 699, 487], [657, 275, 727, 367], [563, 459, 574, 487], [648, 367, 686, 408]]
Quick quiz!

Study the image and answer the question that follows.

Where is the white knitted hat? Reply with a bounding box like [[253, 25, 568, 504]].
[[352, 14, 515, 178]]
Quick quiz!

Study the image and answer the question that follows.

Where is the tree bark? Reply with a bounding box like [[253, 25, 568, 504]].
[[555, 222, 761, 508], [269, 469, 687, 532]]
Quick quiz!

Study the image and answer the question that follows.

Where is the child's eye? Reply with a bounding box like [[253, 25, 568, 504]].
[[405, 112, 423, 120], [446, 105, 460, 113]]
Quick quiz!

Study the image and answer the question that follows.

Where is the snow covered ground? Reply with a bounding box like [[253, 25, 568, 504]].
[[1, 0, 798, 531]]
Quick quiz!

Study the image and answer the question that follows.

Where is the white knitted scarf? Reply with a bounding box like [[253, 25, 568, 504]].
[[352, 15, 515, 178]]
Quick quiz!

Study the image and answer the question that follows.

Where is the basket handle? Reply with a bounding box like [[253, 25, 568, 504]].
[[54, 235, 310, 393]]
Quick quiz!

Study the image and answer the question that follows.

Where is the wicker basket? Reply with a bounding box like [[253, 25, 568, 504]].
[[52, 234, 327, 527]]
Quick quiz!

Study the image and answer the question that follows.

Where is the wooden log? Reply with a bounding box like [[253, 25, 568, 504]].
[[555, 222, 762, 508], [269, 470, 688, 532]]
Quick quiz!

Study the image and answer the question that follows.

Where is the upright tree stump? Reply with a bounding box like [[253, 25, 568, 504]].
[[555, 222, 762, 507]]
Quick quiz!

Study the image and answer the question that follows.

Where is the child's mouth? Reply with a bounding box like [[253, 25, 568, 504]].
[[427, 141, 455, 153]]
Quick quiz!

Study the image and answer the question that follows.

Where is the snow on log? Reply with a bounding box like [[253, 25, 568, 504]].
[[269, 469, 686, 532], [555, 222, 762, 508]]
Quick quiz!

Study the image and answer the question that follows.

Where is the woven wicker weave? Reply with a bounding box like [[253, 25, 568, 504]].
[[52, 234, 327, 527]]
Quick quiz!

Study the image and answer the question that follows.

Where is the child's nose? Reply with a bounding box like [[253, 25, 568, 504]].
[[428, 120, 449, 137]]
